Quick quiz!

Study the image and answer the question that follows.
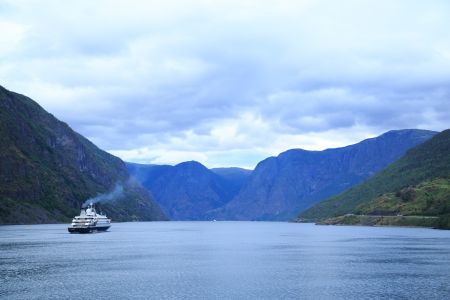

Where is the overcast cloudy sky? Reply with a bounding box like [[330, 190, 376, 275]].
[[1, 0, 449, 168]]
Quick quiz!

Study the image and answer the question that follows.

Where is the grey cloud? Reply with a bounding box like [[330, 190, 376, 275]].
[[1, 0, 450, 167], [258, 86, 450, 136]]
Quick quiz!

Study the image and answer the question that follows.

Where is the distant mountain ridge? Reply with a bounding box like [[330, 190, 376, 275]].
[[129, 129, 436, 221], [127, 162, 251, 220], [0, 85, 167, 224], [299, 129, 450, 228], [213, 129, 437, 220]]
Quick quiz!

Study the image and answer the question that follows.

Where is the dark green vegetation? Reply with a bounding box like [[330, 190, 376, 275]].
[[300, 130, 450, 229], [127, 162, 251, 220], [317, 214, 440, 228], [356, 178, 450, 217], [0, 85, 167, 224], [215, 129, 436, 220]]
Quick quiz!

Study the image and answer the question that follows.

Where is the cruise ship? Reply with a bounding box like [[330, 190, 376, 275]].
[[68, 203, 111, 233]]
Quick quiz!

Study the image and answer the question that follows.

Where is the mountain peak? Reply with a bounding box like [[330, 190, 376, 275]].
[[176, 160, 206, 168], [128, 162, 252, 220]]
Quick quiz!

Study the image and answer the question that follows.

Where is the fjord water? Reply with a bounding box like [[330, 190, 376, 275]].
[[1, 222, 449, 299]]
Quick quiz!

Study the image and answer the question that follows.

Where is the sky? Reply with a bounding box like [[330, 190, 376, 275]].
[[1, 0, 450, 169]]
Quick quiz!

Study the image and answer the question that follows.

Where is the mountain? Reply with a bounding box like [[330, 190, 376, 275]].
[[0, 85, 167, 224], [127, 162, 251, 220], [214, 129, 437, 221], [210, 167, 252, 195], [299, 129, 450, 228]]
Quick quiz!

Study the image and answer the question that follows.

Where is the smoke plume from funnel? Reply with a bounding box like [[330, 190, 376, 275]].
[[82, 183, 124, 208]]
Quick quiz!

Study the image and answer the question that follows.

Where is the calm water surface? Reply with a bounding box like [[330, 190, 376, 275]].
[[1, 222, 450, 299]]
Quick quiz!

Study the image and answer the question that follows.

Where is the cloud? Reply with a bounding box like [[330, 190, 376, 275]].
[[1, 0, 450, 168]]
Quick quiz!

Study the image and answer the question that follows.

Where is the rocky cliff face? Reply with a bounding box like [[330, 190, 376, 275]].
[[127, 162, 251, 220], [0, 85, 167, 224], [300, 129, 450, 223], [215, 129, 437, 220]]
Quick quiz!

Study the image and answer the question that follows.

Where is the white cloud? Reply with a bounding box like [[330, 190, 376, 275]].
[[1, 0, 450, 168], [0, 21, 28, 56]]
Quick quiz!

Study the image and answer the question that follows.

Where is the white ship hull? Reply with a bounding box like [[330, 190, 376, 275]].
[[68, 225, 110, 233]]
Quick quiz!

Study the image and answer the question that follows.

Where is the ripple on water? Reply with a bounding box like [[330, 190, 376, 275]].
[[1, 222, 450, 300]]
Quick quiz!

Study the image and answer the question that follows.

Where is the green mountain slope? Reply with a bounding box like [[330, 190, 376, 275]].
[[299, 129, 450, 224], [355, 178, 450, 217], [0, 85, 167, 224]]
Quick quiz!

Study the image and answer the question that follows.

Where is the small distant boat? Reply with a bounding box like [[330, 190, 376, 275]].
[[68, 203, 111, 233]]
